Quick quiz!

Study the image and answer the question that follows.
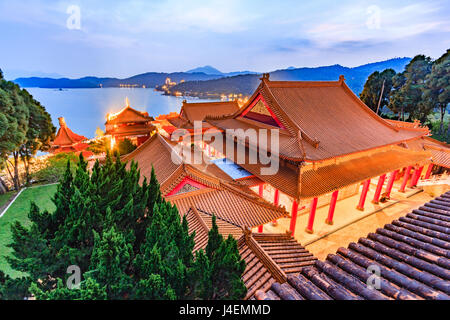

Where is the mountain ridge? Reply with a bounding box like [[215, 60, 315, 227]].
[[13, 57, 411, 95]]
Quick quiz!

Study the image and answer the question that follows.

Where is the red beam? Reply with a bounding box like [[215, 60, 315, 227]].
[[325, 190, 339, 225], [372, 174, 387, 204], [424, 163, 434, 179], [289, 200, 299, 235], [384, 170, 398, 199], [305, 197, 318, 234], [399, 166, 412, 193], [356, 179, 371, 211]]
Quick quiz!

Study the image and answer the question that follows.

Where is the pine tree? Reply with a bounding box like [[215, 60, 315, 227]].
[[191, 215, 247, 300]]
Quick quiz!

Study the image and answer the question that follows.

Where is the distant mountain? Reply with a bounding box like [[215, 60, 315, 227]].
[[168, 57, 411, 98], [186, 65, 257, 77], [13, 57, 411, 94], [186, 65, 223, 75], [14, 72, 223, 88], [3, 69, 65, 81]]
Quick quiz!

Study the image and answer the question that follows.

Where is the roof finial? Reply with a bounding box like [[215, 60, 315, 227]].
[[58, 117, 67, 127], [260, 73, 270, 81], [125, 97, 130, 107], [339, 75, 345, 84]]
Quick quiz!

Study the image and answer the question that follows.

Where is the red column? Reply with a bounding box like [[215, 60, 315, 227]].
[[258, 225, 263, 233], [272, 189, 280, 224], [305, 197, 318, 234], [414, 166, 423, 186], [258, 184, 264, 197], [289, 200, 299, 235], [424, 163, 434, 179], [372, 174, 387, 204], [384, 170, 398, 199], [399, 166, 412, 192], [356, 179, 371, 211], [325, 190, 339, 225], [273, 189, 279, 206], [408, 167, 418, 188]]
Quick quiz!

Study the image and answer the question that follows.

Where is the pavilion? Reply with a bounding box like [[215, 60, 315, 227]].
[[105, 98, 156, 147], [50, 117, 93, 157]]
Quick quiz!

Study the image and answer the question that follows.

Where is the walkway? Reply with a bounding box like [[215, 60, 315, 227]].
[[256, 179, 432, 249], [304, 190, 434, 260]]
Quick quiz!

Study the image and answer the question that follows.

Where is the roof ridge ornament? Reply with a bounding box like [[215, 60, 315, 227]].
[[339, 75, 345, 84], [260, 73, 270, 81]]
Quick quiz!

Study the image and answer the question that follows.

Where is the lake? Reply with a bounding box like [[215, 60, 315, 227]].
[[27, 88, 216, 138]]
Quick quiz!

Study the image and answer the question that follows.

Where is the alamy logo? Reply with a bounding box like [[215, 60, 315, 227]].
[[366, 264, 381, 290], [170, 121, 280, 175], [66, 265, 81, 289], [66, 5, 81, 30], [366, 5, 381, 30]]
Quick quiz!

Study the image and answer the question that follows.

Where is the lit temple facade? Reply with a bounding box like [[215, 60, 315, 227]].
[[105, 98, 156, 147]]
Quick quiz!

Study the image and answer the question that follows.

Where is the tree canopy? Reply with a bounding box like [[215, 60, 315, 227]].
[[0, 74, 55, 190], [360, 68, 396, 113]]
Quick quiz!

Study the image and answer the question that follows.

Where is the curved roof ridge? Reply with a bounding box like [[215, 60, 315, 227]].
[[219, 180, 288, 214], [339, 80, 400, 133]]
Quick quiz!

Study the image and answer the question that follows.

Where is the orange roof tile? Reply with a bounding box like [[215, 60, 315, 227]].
[[208, 76, 426, 162], [180, 100, 239, 123], [405, 136, 450, 168], [52, 117, 87, 147], [123, 133, 289, 228], [105, 105, 152, 125]]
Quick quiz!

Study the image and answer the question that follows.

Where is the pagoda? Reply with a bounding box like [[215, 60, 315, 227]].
[[50, 117, 92, 157], [105, 98, 156, 147]]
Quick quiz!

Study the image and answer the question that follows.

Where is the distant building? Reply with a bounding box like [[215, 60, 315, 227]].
[[105, 98, 156, 147], [50, 117, 93, 157]]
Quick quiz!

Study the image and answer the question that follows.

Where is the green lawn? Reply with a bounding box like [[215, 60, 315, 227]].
[[0, 184, 57, 278], [0, 191, 15, 208]]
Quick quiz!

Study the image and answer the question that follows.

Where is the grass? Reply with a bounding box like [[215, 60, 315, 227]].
[[0, 184, 58, 278], [0, 191, 15, 209]]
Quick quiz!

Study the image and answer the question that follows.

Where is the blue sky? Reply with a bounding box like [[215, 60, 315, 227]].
[[1, 0, 449, 79]]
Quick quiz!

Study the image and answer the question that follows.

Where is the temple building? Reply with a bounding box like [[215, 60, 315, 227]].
[[153, 100, 239, 137], [205, 74, 433, 235], [120, 78, 450, 299], [50, 117, 93, 157], [105, 98, 156, 147]]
